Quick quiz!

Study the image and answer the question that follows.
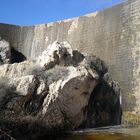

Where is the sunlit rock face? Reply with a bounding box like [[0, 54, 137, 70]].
[[37, 41, 74, 68], [0, 41, 121, 139], [0, 37, 11, 64]]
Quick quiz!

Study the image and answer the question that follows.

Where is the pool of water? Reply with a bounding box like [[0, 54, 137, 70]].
[[47, 126, 140, 140]]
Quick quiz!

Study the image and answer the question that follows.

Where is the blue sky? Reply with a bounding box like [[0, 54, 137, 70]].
[[0, 0, 124, 25]]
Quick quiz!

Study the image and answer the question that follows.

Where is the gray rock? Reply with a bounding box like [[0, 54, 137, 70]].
[[37, 41, 73, 69], [0, 37, 11, 64], [0, 60, 35, 78], [0, 41, 122, 139], [8, 75, 38, 96]]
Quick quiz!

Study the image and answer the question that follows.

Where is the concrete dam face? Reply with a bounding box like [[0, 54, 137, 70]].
[[0, 0, 140, 125]]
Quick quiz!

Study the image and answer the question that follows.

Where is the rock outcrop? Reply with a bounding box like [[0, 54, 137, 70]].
[[0, 41, 122, 139], [37, 41, 74, 68]]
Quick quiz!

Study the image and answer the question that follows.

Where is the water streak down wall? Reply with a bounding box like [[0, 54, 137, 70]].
[[0, 0, 140, 124]]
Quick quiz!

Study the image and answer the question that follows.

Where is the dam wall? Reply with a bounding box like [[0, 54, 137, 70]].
[[0, 0, 140, 124]]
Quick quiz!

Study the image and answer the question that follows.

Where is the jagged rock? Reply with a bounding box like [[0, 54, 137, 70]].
[[0, 41, 122, 139], [0, 66, 98, 138], [37, 41, 73, 69], [37, 41, 85, 69], [0, 37, 11, 64]]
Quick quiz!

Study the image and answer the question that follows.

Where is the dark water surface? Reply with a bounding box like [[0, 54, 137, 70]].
[[43, 126, 140, 140]]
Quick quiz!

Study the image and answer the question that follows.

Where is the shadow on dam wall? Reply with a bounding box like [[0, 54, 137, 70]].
[[11, 47, 26, 63], [0, 0, 140, 124]]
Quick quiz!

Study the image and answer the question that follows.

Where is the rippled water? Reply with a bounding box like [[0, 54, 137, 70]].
[[45, 126, 140, 140]]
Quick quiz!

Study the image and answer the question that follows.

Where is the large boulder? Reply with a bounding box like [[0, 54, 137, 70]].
[[0, 67, 97, 139], [37, 41, 85, 69], [0, 41, 122, 139]]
